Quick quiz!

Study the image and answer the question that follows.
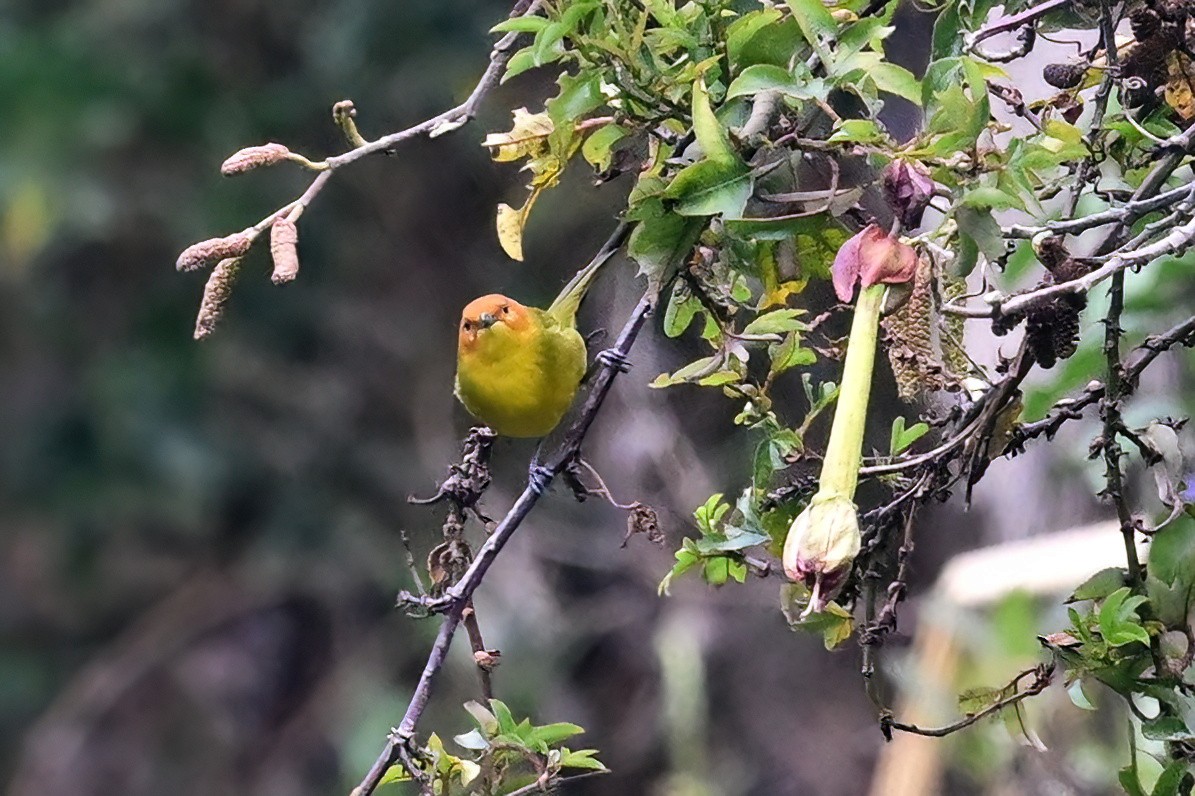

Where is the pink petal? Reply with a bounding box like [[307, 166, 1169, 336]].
[[830, 228, 867, 302]]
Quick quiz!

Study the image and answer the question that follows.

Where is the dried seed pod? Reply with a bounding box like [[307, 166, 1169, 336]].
[[1043, 62, 1087, 90], [176, 232, 252, 272], [1120, 38, 1172, 109], [622, 503, 665, 547], [1131, 6, 1162, 41], [269, 216, 300, 285], [193, 257, 243, 340], [940, 276, 971, 380], [882, 256, 947, 401], [220, 143, 292, 176], [1023, 244, 1091, 369], [1026, 298, 1083, 368], [1049, 92, 1084, 124], [1033, 234, 1070, 272]]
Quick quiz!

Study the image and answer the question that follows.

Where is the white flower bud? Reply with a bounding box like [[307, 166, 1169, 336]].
[[782, 494, 861, 615]]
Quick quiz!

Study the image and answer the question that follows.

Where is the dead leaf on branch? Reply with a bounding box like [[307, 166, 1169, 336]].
[[484, 108, 582, 261], [1165, 51, 1195, 120], [482, 108, 555, 162]]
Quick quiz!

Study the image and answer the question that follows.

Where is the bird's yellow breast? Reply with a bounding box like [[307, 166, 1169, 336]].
[[455, 309, 587, 438]]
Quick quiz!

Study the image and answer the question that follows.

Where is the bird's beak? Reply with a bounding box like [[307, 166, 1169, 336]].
[[478, 312, 498, 329]]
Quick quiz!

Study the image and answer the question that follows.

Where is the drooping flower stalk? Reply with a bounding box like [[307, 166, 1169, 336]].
[[784, 225, 917, 615], [819, 282, 885, 497]]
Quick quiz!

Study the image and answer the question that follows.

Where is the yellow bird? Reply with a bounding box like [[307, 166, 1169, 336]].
[[454, 253, 622, 439]]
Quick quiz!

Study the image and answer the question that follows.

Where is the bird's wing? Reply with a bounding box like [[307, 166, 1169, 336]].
[[545, 243, 620, 328]]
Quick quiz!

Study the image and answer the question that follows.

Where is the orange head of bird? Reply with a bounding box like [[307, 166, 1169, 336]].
[[458, 294, 531, 352]]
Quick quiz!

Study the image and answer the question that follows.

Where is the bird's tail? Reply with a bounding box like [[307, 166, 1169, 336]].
[[546, 231, 624, 326]]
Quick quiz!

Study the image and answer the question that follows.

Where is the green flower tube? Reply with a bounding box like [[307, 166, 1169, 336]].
[[784, 226, 917, 614]]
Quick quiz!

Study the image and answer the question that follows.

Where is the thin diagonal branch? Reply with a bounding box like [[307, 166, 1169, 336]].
[[882, 663, 1055, 739], [350, 222, 656, 796]]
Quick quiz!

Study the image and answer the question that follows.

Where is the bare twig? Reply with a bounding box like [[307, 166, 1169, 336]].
[[461, 602, 496, 702], [882, 663, 1055, 739], [1100, 270, 1143, 584], [967, 0, 1071, 49], [1003, 184, 1195, 240], [503, 769, 610, 795]]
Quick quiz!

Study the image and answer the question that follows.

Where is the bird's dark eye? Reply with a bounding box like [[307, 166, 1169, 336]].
[[463, 321, 472, 332], [502, 305, 510, 314]]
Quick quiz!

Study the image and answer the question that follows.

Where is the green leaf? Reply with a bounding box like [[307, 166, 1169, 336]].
[[698, 369, 741, 386], [546, 71, 604, 126], [651, 355, 719, 387], [1066, 567, 1128, 603], [1066, 679, 1097, 710], [827, 118, 886, 144], [769, 332, 817, 376], [491, 16, 550, 34], [559, 748, 608, 771], [930, 0, 965, 59], [663, 283, 702, 338], [664, 158, 753, 216], [1098, 587, 1151, 647], [377, 764, 413, 785], [692, 75, 737, 165], [869, 63, 922, 104], [532, 21, 567, 67], [704, 554, 730, 585], [528, 721, 585, 746], [490, 699, 518, 734], [1146, 516, 1195, 626], [581, 123, 627, 171], [1120, 764, 1150, 796], [889, 416, 930, 455], [659, 546, 701, 594], [1141, 715, 1195, 743], [835, 17, 892, 61], [962, 185, 1025, 211], [695, 492, 730, 533], [626, 199, 704, 281], [1147, 516, 1195, 587], [727, 10, 803, 70], [785, 0, 838, 65], [503, 46, 539, 82], [742, 308, 808, 335], [1150, 760, 1190, 796], [954, 205, 1003, 276], [726, 64, 816, 100]]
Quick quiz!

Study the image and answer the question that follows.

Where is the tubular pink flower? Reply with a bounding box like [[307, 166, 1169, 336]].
[[831, 224, 918, 302]]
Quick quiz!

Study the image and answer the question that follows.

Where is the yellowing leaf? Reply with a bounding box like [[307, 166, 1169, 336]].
[[761, 279, 807, 308], [1165, 52, 1195, 120], [482, 108, 555, 161], [496, 186, 545, 261]]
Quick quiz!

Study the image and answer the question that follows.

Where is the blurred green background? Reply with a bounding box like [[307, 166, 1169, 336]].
[[0, 1, 1177, 794]]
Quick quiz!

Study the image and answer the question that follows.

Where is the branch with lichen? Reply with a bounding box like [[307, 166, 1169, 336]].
[[179, 0, 542, 340]]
